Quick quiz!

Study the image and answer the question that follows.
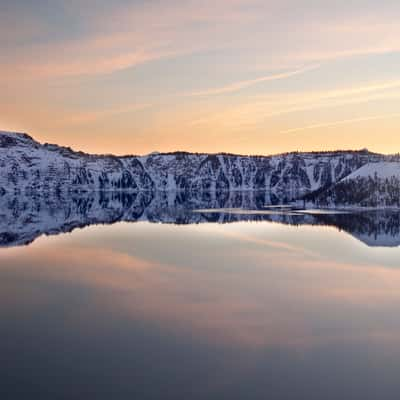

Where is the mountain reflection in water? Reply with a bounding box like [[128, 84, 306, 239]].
[[2, 190, 400, 400], [1, 190, 400, 248]]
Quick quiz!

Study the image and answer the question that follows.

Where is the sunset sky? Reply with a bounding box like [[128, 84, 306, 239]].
[[2, 0, 400, 155]]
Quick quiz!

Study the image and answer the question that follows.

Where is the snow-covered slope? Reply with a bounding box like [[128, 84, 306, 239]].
[[343, 162, 400, 181], [311, 161, 400, 208], [0, 131, 383, 199]]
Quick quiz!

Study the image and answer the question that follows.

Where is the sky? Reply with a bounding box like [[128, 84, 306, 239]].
[[1, 0, 400, 155]]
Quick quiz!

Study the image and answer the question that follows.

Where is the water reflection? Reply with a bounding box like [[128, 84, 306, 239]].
[[1, 190, 400, 247], [1, 192, 400, 399]]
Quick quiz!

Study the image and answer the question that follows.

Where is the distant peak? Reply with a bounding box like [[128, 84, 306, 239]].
[[0, 131, 38, 148], [0, 131, 34, 141]]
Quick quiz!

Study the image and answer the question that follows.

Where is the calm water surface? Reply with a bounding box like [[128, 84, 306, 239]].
[[1, 196, 400, 399]]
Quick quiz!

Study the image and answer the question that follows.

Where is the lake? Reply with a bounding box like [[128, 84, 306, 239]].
[[1, 191, 400, 399]]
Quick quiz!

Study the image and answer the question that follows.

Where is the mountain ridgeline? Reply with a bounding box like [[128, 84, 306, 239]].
[[2, 131, 398, 206]]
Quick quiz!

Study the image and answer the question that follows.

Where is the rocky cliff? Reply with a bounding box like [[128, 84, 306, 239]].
[[0, 131, 384, 200]]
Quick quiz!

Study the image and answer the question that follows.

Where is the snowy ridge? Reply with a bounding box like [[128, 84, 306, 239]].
[[0, 131, 384, 199]]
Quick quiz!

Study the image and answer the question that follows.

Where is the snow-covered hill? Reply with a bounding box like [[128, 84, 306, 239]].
[[310, 161, 400, 208], [0, 131, 384, 200], [343, 162, 400, 181]]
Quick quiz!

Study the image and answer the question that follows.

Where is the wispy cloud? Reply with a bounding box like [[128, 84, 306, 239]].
[[257, 92, 400, 120], [189, 78, 400, 129], [27, 51, 163, 79], [290, 44, 400, 64], [0, 0, 263, 81], [242, 79, 400, 118], [66, 103, 152, 125], [3, 1, 400, 82], [280, 113, 400, 134], [188, 64, 320, 97]]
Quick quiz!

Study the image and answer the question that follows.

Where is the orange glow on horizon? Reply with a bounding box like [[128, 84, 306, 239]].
[[1, 0, 400, 155]]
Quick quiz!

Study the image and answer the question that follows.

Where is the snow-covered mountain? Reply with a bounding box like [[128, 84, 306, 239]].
[[1, 128, 400, 248], [0, 131, 384, 199]]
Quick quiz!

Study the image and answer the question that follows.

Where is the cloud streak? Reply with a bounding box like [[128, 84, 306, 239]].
[[66, 103, 152, 125], [243, 79, 400, 119], [188, 64, 320, 96], [2, 0, 400, 83], [188, 78, 400, 130], [280, 113, 400, 134]]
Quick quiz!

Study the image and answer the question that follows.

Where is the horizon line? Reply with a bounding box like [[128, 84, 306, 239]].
[[0, 130, 396, 159]]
